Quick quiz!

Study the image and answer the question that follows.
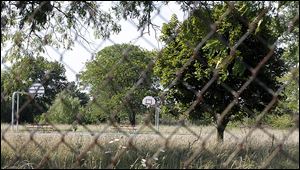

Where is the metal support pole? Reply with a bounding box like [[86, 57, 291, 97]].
[[11, 91, 24, 131], [11, 85, 43, 131], [155, 108, 157, 129], [155, 105, 159, 131], [11, 92, 16, 130], [16, 93, 19, 131]]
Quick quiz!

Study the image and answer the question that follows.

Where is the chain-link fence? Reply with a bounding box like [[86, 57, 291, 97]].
[[1, 1, 299, 169]]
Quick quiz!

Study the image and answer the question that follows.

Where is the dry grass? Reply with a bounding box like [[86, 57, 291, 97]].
[[1, 123, 299, 169]]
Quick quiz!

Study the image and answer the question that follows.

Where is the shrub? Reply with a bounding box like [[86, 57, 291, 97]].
[[46, 91, 81, 124], [265, 114, 294, 128]]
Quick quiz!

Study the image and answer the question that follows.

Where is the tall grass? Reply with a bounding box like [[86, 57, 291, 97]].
[[1, 124, 299, 169]]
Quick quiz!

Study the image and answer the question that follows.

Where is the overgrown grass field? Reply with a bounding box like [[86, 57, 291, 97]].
[[1, 124, 299, 169]]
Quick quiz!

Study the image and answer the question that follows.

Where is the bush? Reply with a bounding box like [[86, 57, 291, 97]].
[[80, 102, 108, 124], [264, 114, 294, 128], [227, 114, 294, 129], [34, 114, 47, 124], [46, 91, 81, 124]]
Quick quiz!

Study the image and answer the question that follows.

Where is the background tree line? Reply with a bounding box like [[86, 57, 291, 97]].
[[1, 1, 298, 142]]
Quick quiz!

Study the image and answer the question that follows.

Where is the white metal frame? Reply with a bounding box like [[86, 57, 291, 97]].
[[142, 96, 160, 131], [11, 83, 45, 131], [11, 91, 26, 131]]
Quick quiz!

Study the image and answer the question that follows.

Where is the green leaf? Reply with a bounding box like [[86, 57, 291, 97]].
[[232, 59, 246, 76]]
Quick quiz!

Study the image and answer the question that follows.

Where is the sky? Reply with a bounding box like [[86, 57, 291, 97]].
[[36, 2, 187, 82]]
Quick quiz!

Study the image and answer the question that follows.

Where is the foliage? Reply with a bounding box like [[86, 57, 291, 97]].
[[1, 71, 12, 122], [1, 1, 253, 62], [264, 114, 294, 129], [1, 1, 121, 61], [1, 56, 68, 123], [80, 44, 157, 125], [80, 101, 107, 124], [275, 68, 299, 116], [45, 90, 81, 124], [273, 1, 299, 118], [64, 81, 90, 106], [1, 1, 172, 62], [34, 84, 89, 125], [227, 114, 295, 129], [154, 2, 289, 141], [274, 1, 299, 68], [1, 1, 297, 132]]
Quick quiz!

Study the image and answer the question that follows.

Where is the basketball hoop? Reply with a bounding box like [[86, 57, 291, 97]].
[[142, 96, 156, 108], [28, 83, 45, 97], [142, 96, 160, 131]]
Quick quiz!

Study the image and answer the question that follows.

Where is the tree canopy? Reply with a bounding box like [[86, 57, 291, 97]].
[[1, 1, 298, 140], [45, 90, 81, 124], [154, 1, 292, 141], [1, 1, 243, 61], [1, 56, 68, 122], [1, 1, 169, 62], [80, 44, 156, 125], [2, 1, 297, 61]]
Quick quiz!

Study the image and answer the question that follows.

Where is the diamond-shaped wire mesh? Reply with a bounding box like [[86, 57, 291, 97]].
[[1, 1, 299, 169]]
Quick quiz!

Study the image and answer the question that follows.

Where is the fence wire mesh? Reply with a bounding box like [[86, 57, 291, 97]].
[[1, 1, 299, 169]]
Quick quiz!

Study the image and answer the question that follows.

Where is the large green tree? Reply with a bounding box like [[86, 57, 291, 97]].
[[272, 1, 299, 117], [1, 56, 68, 123], [154, 2, 291, 142], [80, 44, 156, 125]]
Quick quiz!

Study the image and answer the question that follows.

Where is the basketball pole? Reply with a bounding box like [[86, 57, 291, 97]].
[[155, 104, 159, 131], [142, 96, 159, 131]]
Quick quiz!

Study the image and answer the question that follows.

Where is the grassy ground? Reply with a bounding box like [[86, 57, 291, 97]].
[[1, 123, 299, 169]]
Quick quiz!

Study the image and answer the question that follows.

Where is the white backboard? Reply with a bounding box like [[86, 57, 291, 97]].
[[28, 83, 45, 95], [142, 96, 156, 107]]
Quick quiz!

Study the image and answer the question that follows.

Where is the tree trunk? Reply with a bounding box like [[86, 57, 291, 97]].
[[129, 112, 135, 127], [126, 101, 136, 127], [217, 125, 225, 143], [216, 113, 229, 143]]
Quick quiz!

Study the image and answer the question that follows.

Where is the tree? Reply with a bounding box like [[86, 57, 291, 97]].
[[80, 44, 156, 125], [1, 1, 167, 62], [276, 68, 299, 115], [44, 90, 81, 124], [1, 1, 216, 62], [1, 56, 68, 123], [64, 81, 90, 107], [154, 2, 289, 142], [35, 82, 90, 126], [273, 1, 299, 118], [1, 71, 12, 122], [1, 1, 119, 61]]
